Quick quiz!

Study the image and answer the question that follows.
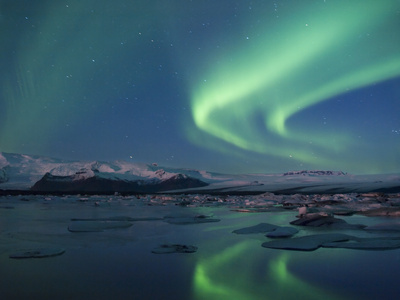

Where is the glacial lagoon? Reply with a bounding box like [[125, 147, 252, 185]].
[[1, 193, 400, 300]]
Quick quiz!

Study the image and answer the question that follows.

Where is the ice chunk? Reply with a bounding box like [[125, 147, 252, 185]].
[[298, 206, 307, 217], [68, 221, 133, 232], [9, 248, 65, 259], [71, 216, 162, 222], [266, 226, 299, 238], [163, 213, 220, 225], [164, 217, 220, 225], [290, 215, 366, 229], [233, 223, 279, 234], [323, 238, 400, 250], [152, 244, 198, 254], [262, 233, 352, 251]]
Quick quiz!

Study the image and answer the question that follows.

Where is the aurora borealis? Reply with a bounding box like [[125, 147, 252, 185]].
[[1, 0, 399, 174]]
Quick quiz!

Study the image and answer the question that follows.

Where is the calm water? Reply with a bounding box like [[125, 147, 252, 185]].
[[1, 196, 399, 300]]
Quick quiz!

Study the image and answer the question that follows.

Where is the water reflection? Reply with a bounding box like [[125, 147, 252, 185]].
[[2, 199, 400, 299], [193, 239, 349, 300]]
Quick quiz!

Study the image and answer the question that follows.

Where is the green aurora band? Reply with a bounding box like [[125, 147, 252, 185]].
[[190, 0, 400, 171]]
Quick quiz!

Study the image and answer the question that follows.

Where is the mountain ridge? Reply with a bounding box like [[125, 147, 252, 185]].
[[0, 152, 216, 190], [1, 152, 398, 194]]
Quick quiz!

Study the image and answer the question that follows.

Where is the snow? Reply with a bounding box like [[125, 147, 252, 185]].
[[0, 153, 184, 189], [0, 152, 8, 168], [0, 152, 399, 196]]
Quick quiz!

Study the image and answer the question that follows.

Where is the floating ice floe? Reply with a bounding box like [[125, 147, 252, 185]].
[[233, 223, 299, 238], [323, 237, 400, 250], [71, 216, 162, 222], [262, 233, 353, 251], [262, 233, 400, 251], [290, 214, 366, 229], [151, 244, 198, 254], [163, 213, 220, 225], [266, 226, 299, 238], [9, 248, 65, 259], [68, 221, 133, 232], [233, 223, 279, 234]]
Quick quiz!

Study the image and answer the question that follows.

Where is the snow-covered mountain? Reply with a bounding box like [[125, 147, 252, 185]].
[[0, 152, 212, 192], [30, 172, 209, 193], [0, 152, 399, 194]]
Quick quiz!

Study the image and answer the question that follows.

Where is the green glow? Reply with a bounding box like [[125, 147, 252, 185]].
[[193, 242, 251, 300], [269, 254, 342, 300], [0, 2, 95, 152], [190, 0, 400, 170], [0, 1, 148, 154], [193, 241, 348, 300]]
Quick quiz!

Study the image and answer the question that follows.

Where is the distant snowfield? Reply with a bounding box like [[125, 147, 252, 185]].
[[184, 172, 400, 194], [0, 152, 399, 194]]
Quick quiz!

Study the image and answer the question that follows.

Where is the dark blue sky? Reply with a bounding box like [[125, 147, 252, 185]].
[[1, 0, 399, 174]]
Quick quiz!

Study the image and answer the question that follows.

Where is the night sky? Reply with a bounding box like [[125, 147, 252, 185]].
[[1, 0, 399, 174]]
